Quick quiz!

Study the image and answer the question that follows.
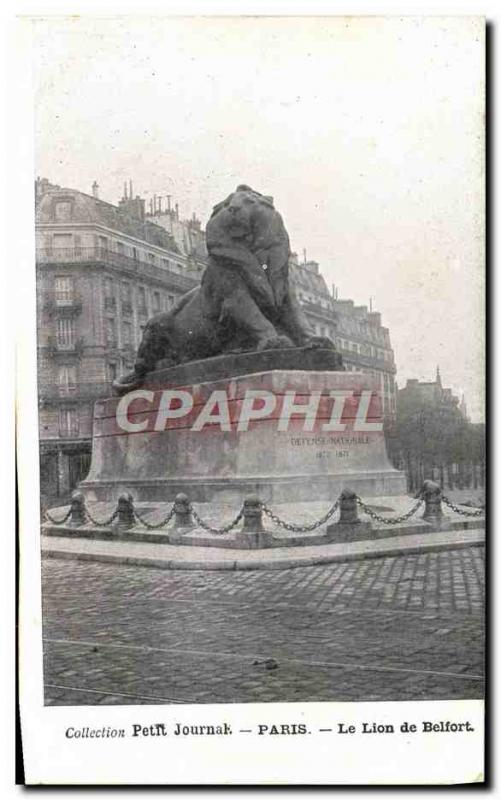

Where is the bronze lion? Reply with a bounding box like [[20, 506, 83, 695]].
[[114, 185, 334, 392]]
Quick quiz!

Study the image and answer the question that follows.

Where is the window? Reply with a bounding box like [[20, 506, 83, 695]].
[[54, 202, 72, 221], [167, 294, 175, 308], [132, 247, 138, 261], [137, 286, 147, 314], [104, 278, 116, 310], [121, 282, 132, 314], [106, 318, 116, 347], [59, 408, 79, 437], [152, 291, 161, 314], [148, 253, 156, 264], [162, 258, 171, 270], [121, 282, 132, 303], [122, 321, 133, 347], [56, 318, 75, 349], [108, 363, 117, 382], [54, 276, 74, 305], [58, 365, 77, 396], [98, 236, 108, 251], [116, 241, 125, 254], [52, 233, 73, 252]]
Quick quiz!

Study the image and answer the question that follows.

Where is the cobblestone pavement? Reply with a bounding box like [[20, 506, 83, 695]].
[[42, 546, 485, 705]]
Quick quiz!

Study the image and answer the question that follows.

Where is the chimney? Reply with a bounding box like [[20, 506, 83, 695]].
[[92, 181, 99, 198], [129, 179, 133, 199], [175, 202, 179, 220], [123, 182, 128, 200], [167, 195, 171, 212], [158, 196, 162, 213]]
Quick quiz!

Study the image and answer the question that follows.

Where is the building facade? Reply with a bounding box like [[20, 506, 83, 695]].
[[289, 254, 397, 417], [36, 178, 398, 498], [35, 178, 200, 500], [387, 368, 484, 492]]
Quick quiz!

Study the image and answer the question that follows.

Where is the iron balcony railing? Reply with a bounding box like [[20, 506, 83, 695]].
[[36, 246, 199, 293], [43, 291, 83, 316], [39, 381, 114, 402], [45, 336, 85, 357], [339, 345, 396, 371]]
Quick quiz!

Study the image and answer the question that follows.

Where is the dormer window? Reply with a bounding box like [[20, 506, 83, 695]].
[[54, 200, 73, 221]]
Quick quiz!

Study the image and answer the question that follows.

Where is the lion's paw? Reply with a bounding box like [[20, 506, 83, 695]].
[[257, 335, 294, 352], [303, 336, 336, 350]]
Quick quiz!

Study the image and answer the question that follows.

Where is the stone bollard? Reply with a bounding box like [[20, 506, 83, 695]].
[[116, 492, 135, 530], [421, 480, 444, 526], [242, 496, 265, 532], [235, 496, 271, 549], [338, 488, 360, 525], [69, 490, 86, 527], [173, 493, 194, 529], [326, 487, 373, 543]]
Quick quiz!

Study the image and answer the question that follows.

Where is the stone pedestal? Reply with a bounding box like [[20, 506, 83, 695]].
[[81, 349, 406, 504]]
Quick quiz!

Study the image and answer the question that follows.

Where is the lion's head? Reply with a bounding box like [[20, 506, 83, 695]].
[[206, 185, 276, 246]]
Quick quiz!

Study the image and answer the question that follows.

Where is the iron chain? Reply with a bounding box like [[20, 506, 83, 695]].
[[133, 506, 176, 529], [84, 506, 119, 527], [190, 506, 244, 535], [261, 498, 340, 533], [441, 495, 485, 518], [43, 507, 72, 525], [356, 496, 423, 525]]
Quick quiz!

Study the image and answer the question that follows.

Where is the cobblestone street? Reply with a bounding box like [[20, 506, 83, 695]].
[[42, 546, 485, 706]]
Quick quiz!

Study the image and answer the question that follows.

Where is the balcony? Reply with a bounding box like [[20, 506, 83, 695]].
[[43, 292, 83, 317], [37, 246, 198, 293], [46, 336, 85, 359], [39, 381, 114, 404], [340, 346, 396, 373]]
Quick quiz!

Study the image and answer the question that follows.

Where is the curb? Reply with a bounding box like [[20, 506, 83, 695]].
[[42, 530, 485, 571]]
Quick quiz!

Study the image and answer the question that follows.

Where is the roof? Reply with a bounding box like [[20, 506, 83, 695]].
[[36, 187, 180, 253]]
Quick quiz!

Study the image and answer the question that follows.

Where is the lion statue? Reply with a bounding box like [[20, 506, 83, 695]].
[[113, 185, 335, 392]]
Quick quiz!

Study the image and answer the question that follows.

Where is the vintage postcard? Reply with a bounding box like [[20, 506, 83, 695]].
[[17, 13, 485, 785]]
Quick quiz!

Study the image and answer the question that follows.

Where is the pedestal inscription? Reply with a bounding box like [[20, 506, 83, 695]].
[[81, 370, 406, 503]]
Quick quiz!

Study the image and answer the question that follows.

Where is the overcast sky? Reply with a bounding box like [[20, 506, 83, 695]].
[[32, 15, 485, 420]]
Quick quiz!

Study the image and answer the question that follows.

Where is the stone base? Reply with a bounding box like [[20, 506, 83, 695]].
[[81, 470, 407, 504], [326, 521, 373, 543], [81, 365, 407, 506], [113, 346, 344, 395], [234, 529, 274, 549]]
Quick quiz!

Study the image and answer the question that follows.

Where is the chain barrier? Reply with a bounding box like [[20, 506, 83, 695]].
[[42, 487, 485, 536], [133, 506, 176, 529], [441, 495, 485, 518], [43, 506, 72, 525], [190, 505, 244, 535], [261, 498, 340, 533], [356, 495, 424, 525], [84, 506, 119, 527]]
